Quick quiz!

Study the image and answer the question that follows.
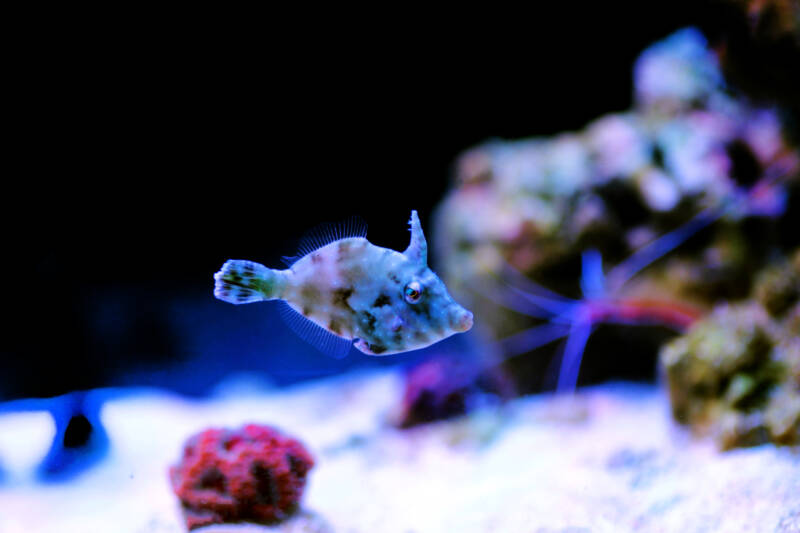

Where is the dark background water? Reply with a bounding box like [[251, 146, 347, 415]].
[[3, 3, 794, 400]]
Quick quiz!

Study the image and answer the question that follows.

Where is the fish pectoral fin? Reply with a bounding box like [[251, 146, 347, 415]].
[[278, 302, 352, 359]]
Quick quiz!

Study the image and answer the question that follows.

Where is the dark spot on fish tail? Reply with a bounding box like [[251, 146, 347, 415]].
[[255, 278, 273, 294], [368, 343, 387, 355], [333, 287, 355, 311], [302, 306, 312, 316], [360, 311, 377, 335], [329, 319, 342, 335], [373, 294, 391, 307]]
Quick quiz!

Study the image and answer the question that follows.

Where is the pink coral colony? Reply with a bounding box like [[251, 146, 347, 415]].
[[169, 424, 314, 530]]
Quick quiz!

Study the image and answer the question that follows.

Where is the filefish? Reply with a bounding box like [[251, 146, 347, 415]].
[[213, 210, 473, 358]]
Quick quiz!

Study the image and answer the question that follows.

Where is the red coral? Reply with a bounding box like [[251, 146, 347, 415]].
[[169, 424, 314, 530]]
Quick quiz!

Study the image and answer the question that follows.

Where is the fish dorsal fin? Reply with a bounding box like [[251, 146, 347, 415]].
[[282, 215, 367, 267], [278, 302, 352, 359]]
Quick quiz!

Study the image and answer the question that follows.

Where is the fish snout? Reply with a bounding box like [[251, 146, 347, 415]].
[[449, 305, 473, 333]]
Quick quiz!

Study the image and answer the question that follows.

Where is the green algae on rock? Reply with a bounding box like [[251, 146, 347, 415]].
[[754, 250, 800, 318], [660, 291, 800, 449]]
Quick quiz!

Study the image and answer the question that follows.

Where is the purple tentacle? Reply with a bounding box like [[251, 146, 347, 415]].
[[555, 317, 594, 394]]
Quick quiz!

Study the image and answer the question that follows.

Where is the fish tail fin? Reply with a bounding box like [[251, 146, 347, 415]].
[[214, 260, 283, 304]]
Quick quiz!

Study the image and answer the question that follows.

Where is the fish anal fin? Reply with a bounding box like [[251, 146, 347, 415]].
[[283, 215, 367, 267], [278, 302, 352, 359]]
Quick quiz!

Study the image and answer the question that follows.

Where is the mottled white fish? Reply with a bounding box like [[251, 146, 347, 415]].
[[213, 211, 473, 357]]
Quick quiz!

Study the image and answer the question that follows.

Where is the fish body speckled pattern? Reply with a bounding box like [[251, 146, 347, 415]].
[[214, 211, 473, 357]]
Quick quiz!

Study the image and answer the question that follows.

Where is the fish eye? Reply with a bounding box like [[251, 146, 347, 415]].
[[404, 281, 422, 304]]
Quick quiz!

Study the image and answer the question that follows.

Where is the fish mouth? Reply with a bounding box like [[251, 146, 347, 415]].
[[450, 307, 474, 333]]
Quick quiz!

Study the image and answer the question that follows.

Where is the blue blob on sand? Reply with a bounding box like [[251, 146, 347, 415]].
[[36, 391, 109, 482]]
